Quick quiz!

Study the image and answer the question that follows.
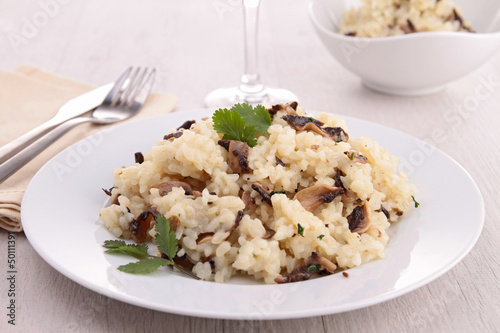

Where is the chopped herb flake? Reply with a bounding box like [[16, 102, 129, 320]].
[[306, 264, 321, 272], [317, 234, 325, 241], [411, 195, 420, 208], [297, 223, 305, 237], [270, 190, 287, 196]]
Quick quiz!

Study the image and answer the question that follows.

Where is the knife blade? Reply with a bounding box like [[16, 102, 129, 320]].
[[0, 82, 114, 165]]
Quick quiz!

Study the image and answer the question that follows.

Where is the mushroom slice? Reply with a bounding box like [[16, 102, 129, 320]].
[[334, 171, 357, 203], [281, 115, 349, 142], [274, 252, 337, 284], [344, 149, 368, 163], [263, 228, 276, 239], [130, 208, 158, 244], [196, 232, 214, 245], [251, 182, 273, 206], [177, 120, 196, 130], [274, 270, 311, 284], [111, 193, 121, 205], [158, 181, 193, 196], [269, 101, 299, 116], [400, 19, 417, 34], [134, 152, 144, 164], [293, 185, 344, 212], [218, 140, 250, 174], [306, 252, 337, 273], [321, 127, 349, 142], [228, 210, 244, 236], [448, 9, 473, 31], [168, 215, 180, 232], [102, 186, 114, 196], [377, 205, 390, 219], [347, 202, 371, 234], [282, 114, 324, 130], [163, 131, 183, 140], [241, 190, 254, 206], [171, 253, 195, 271], [103, 187, 122, 205]]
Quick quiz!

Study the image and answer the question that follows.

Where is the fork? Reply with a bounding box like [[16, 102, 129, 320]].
[[0, 67, 156, 184]]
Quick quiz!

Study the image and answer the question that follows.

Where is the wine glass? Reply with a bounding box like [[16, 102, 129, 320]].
[[204, 0, 298, 107]]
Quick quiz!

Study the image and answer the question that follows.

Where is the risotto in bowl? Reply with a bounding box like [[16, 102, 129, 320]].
[[99, 102, 417, 284], [308, 0, 500, 95]]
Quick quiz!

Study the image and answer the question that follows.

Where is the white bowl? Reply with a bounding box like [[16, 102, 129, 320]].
[[308, 0, 500, 96]]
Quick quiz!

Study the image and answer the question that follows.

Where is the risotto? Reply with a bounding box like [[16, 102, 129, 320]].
[[340, 0, 473, 37], [99, 102, 417, 284]]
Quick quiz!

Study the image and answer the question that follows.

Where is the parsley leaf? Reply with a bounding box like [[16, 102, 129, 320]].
[[411, 195, 420, 208], [212, 103, 271, 147], [155, 214, 178, 261], [103, 214, 200, 279], [103, 240, 127, 249], [297, 223, 305, 237], [231, 103, 271, 135], [212, 108, 258, 147], [104, 243, 149, 259], [118, 258, 169, 274], [317, 234, 325, 241]]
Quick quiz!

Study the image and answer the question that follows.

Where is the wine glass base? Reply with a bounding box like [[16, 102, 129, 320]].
[[204, 86, 298, 108]]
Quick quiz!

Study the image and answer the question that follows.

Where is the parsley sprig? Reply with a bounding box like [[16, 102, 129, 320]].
[[103, 214, 199, 279], [212, 103, 271, 147]]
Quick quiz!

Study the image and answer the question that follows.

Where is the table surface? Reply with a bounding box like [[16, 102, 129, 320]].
[[1, 1, 499, 332]]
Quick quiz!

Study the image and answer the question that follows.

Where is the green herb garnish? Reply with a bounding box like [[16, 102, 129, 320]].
[[103, 240, 149, 259], [306, 264, 321, 272], [411, 195, 420, 208], [270, 190, 287, 196], [118, 258, 169, 274], [103, 214, 199, 279], [317, 234, 325, 241], [297, 223, 305, 237], [155, 214, 178, 261], [212, 103, 271, 147], [231, 103, 272, 135]]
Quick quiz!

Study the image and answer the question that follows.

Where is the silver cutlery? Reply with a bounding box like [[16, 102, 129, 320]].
[[0, 81, 116, 165], [0, 67, 155, 184]]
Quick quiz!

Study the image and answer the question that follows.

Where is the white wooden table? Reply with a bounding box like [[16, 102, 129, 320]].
[[1, 1, 499, 332]]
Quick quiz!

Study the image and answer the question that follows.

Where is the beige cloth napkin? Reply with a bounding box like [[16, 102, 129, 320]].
[[0, 66, 178, 232]]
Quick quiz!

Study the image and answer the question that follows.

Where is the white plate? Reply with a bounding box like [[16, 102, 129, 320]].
[[22, 109, 484, 320]]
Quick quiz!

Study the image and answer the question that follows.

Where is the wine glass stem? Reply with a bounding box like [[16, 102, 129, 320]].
[[241, 0, 263, 94]]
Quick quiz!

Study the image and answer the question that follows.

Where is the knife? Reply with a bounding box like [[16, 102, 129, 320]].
[[0, 83, 114, 165]]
